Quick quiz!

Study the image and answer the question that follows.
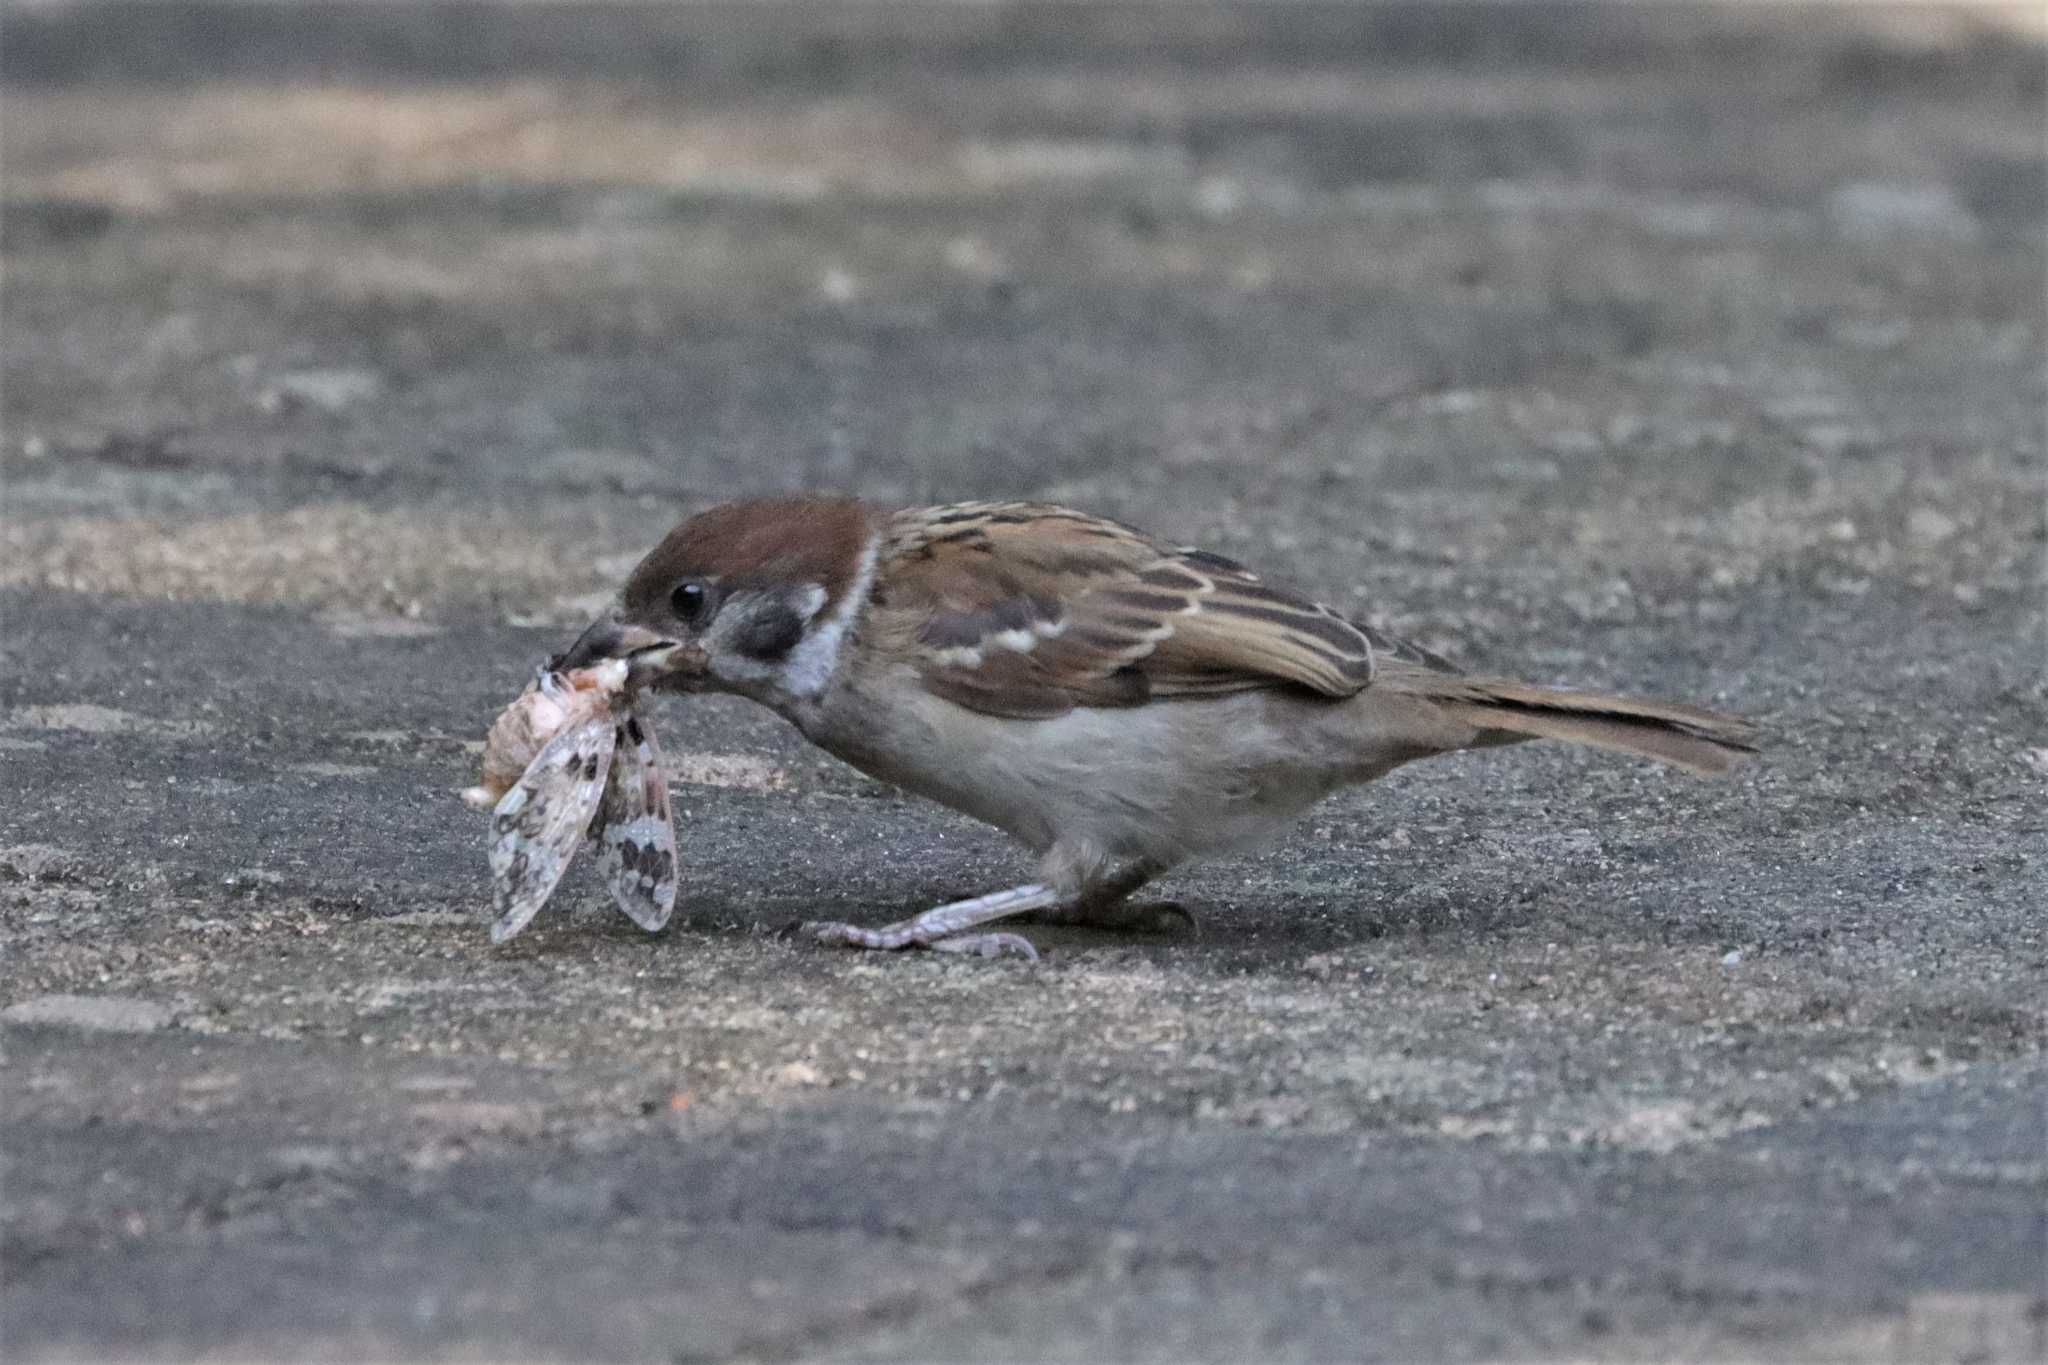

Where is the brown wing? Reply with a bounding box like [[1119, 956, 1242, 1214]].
[[874, 503, 1414, 719]]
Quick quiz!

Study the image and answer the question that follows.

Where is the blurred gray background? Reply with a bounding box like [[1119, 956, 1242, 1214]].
[[3, 4, 2044, 1360]]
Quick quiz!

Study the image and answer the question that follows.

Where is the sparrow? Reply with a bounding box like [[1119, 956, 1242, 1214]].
[[554, 496, 1757, 959]]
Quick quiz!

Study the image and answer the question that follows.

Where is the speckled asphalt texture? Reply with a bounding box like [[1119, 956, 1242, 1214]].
[[3, 5, 2044, 1360]]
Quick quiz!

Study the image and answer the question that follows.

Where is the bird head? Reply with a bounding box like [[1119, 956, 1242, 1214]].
[[552, 495, 877, 707]]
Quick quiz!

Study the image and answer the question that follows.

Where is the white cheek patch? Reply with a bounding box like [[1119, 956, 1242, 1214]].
[[779, 535, 880, 701], [706, 599, 782, 685], [706, 582, 838, 690]]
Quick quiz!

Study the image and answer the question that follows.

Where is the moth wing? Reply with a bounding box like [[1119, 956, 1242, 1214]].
[[486, 715, 616, 943], [590, 711, 678, 932]]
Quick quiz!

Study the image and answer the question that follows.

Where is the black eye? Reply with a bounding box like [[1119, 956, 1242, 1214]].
[[669, 581, 709, 625]]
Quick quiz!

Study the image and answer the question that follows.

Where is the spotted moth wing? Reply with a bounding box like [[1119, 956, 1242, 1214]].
[[589, 709, 678, 932], [487, 713, 617, 943]]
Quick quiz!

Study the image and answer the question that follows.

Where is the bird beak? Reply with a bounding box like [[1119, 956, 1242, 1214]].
[[551, 613, 701, 689]]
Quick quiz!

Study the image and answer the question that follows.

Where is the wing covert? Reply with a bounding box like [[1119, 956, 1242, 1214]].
[[876, 503, 1387, 719]]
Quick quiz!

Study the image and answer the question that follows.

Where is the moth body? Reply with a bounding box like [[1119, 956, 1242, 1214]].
[[462, 660, 677, 943]]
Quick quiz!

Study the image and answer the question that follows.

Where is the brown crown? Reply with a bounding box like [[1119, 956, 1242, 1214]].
[[622, 495, 875, 621]]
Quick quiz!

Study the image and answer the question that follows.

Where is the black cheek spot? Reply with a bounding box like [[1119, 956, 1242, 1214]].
[[583, 753, 602, 780], [735, 603, 806, 660]]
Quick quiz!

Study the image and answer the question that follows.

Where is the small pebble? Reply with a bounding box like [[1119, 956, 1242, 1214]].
[[775, 1061, 824, 1087]]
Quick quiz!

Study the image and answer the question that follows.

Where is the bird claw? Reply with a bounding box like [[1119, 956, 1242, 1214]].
[[928, 932, 1039, 961], [788, 919, 896, 949], [785, 919, 1039, 961]]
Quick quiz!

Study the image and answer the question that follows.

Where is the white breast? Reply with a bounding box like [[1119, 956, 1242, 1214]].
[[802, 674, 1454, 871]]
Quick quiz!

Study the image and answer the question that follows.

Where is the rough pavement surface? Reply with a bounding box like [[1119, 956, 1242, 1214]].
[[3, 5, 2044, 1360]]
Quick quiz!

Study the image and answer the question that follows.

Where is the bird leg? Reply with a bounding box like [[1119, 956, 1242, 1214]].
[[1033, 862, 1198, 935], [796, 883, 1054, 960]]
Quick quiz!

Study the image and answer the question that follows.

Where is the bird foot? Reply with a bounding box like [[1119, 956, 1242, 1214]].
[[789, 919, 1039, 961], [785, 882, 1055, 962]]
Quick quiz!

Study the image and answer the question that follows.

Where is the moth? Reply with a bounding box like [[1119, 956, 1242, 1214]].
[[461, 659, 678, 944]]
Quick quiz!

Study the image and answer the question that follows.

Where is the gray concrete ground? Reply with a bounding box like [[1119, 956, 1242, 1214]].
[[3, 4, 2045, 1360]]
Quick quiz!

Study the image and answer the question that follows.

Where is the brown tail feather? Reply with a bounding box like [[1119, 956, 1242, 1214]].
[[1407, 676, 1760, 776]]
